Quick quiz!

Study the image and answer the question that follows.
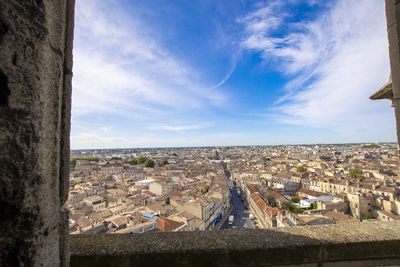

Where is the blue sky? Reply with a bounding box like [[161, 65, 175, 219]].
[[71, 0, 395, 149]]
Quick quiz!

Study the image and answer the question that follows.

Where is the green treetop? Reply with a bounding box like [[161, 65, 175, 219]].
[[349, 167, 364, 179]]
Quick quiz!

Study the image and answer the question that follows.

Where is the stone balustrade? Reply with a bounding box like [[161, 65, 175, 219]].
[[70, 221, 400, 267]]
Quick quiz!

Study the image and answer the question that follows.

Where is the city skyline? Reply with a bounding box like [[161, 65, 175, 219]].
[[67, 143, 400, 234], [70, 142, 397, 152], [71, 0, 395, 149]]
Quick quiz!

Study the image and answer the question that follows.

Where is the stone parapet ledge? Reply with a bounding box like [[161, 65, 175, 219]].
[[70, 221, 400, 267]]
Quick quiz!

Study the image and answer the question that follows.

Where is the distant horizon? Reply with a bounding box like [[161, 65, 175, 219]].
[[70, 141, 397, 151], [71, 0, 395, 149]]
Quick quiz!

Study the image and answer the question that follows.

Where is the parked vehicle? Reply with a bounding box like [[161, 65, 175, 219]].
[[237, 189, 241, 196], [249, 213, 255, 220], [228, 215, 234, 225]]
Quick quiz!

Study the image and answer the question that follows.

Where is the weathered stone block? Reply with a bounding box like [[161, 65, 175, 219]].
[[0, 1, 74, 266]]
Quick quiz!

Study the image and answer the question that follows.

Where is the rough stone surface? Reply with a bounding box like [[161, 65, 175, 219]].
[[0, 1, 74, 266], [386, 0, 400, 146], [70, 221, 400, 267]]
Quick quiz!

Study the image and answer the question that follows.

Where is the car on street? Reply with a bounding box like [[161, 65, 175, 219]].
[[228, 215, 234, 225]]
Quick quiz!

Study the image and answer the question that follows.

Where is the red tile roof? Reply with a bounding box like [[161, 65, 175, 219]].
[[298, 187, 324, 197], [157, 217, 185, 232], [250, 192, 278, 219]]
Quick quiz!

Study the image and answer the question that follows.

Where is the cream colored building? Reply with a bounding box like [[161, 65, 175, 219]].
[[84, 195, 106, 212]]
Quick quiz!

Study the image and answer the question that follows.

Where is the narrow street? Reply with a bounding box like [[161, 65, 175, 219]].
[[220, 186, 255, 230], [219, 156, 255, 230]]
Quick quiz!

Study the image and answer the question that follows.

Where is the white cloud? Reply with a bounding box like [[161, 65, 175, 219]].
[[71, 132, 133, 149], [70, 126, 247, 149], [147, 122, 212, 132], [72, 0, 226, 118], [70, 0, 233, 148], [241, 1, 328, 79], [241, 0, 396, 142]]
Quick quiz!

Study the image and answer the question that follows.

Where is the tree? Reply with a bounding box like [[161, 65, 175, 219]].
[[69, 158, 77, 169], [281, 201, 293, 211], [69, 156, 99, 169], [127, 158, 138, 165], [264, 157, 271, 161], [291, 196, 300, 203], [158, 159, 169, 167], [144, 159, 155, 168], [349, 167, 364, 179], [310, 203, 317, 209], [82, 157, 99, 162], [201, 185, 210, 194], [363, 144, 379, 149], [281, 201, 302, 214], [363, 212, 373, 220], [165, 197, 170, 205], [137, 157, 146, 164], [75, 156, 98, 162], [296, 165, 307, 173], [266, 194, 277, 207]]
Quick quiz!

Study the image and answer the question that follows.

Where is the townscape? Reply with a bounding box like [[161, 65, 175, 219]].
[[67, 143, 400, 234]]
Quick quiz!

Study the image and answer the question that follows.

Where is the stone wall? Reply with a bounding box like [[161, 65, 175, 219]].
[[70, 221, 400, 267], [0, 1, 75, 266], [385, 0, 400, 146]]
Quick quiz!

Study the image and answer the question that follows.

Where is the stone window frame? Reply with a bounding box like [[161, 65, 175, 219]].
[[1, 0, 400, 266]]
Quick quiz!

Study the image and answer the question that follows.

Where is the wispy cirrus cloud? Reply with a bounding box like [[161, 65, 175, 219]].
[[147, 122, 213, 132], [71, 125, 245, 149], [240, 1, 329, 85], [240, 0, 395, 141], [70, 0, 395, 149], [72, 0, 226, 118], [71, 0, 232, 148]]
